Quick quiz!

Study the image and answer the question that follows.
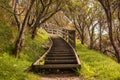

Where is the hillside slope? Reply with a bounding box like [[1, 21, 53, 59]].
[[76, 41, 120, 80], [0, 23, 49, 80]]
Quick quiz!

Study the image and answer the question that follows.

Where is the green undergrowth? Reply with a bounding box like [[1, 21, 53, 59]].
[[0, 23, 49, 80], [0, 23, 16, 52], [0, 53, 40, 80], [20, 29, 49, 62], [76, 40, 120, 80]]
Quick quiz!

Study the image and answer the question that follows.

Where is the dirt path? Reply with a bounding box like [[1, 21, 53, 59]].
[[41, 77, 83, 80], [40, 74, 85, 80], [40, 77, 84, 80]]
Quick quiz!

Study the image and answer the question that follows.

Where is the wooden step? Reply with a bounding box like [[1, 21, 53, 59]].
[[49, 52, 73, 54], [34, 64, 80, 69], [50, 50, 72, 52], [32, 35, 81, 70], [45, 60, 77, 64], [46, 54, 74, 57], [52, 46, 70, 48], [45, 57, 76, 60]]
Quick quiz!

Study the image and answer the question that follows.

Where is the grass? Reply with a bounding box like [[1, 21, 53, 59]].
[[1, 21, 120, 80], [20, 29, 49, 62], [76, 40, 120, 80], [0, 23, 16, 52], [0, 22, 49, 80]]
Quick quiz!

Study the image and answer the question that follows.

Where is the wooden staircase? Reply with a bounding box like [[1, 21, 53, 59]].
[[32, 35, 81, 71]]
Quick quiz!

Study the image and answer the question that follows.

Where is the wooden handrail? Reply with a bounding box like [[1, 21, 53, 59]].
[[33, 35, 53, 65], [43, 26, 76, 48], [60, 36, 81, 66]]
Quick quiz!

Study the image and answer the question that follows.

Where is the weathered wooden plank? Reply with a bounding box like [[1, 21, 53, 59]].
[[32, 34, 81, 70]]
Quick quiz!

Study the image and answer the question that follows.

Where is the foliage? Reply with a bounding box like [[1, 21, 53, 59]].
[[97, 0, 120, 62], [76, 40, 120, 80], [0, 22, 16, 52], [0, 52, 41, 80], [0, 26, 49, 80], [20, 29, 49, 62], [0, 53, 29, 80], [0, 5, 13, 24]]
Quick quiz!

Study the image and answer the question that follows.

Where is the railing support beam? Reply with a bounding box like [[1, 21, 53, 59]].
[[68, 30, 76, 48]]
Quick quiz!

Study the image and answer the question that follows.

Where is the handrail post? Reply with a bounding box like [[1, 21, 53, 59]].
[[62, 29, 68, 41], [68, 30, 76, 48]]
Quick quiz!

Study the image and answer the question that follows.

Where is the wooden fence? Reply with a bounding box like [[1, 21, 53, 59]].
[[43, 27, 76, 48]]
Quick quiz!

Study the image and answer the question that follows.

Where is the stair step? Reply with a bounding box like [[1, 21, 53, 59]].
[[46, 54, 74, 57], [34, 64, 80, 69], [49, 52, 73, 54], [45, 57, 76, 60], [48, 53, 74, 55], [50, 50, 72, 52], [52, 46, 68, 47], [45, 60, 77, 64], [32, 35, 81, 70]]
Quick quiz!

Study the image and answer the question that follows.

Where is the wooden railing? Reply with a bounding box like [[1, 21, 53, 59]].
[[43, 26, 76, 48]]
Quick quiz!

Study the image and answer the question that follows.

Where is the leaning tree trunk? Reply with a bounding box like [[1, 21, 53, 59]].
[[107, 12, 120, 63], [108, 29, 120, 62], [13, 25, 25, 57], [31, 23, 38, 39], [108, 22, 120, 63], [97, 0, 120, 63], [13, 0, 35, 57], [73, 20, 85, 44]]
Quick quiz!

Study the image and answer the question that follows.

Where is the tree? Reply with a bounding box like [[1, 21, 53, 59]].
[[64, 0, 100, 49], [63, 0, 89, 45], [97, 0, 120, 62], [30, 0, 63, 39], [0, 0, 64, 57]]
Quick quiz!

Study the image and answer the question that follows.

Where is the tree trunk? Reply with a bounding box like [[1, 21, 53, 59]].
[[89, 36, 94, 49], [99, 23, 102, 52], [107, 12, 120, 63], [31, 21, 39, 39], [118, 1, 120, 21], [31, 26, 37, 39], [13, 26, 25, 57], [98, 0, 120, 63], [108, 25, 120, 63], [81, 29, 85, 44], [73, 20, 84, 44], [13, 0, 35, 57], [89, 26, 95, 49]]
